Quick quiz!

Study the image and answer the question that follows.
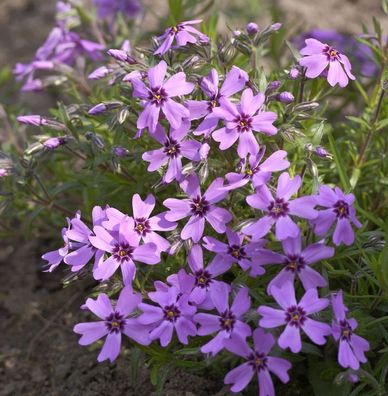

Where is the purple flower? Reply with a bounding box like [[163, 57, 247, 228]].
[[258, 282, 331, 353], [203, 228, 266, 274], [90, 216, 161, 285], [222, 147, 290, 191], [154, 20, 209, 56], [73, 287, 151, 363], [142, 121, 201, 183], [186, 67, 249, 137], [102, 194, 176, 253], [0, 168, 8, 178], [252, 234, 334, 289], [331, 290, 369, 370], [42, 136, 67, 149], [212, 88, 277, 158], [63, 207, 107, 272], [138, 283, 197, 346], [312, 185, 361, 246], [243, 172, 318, 240], [132, 60, 194, 133], [299, 38, 355, 87], [93, 0, 142, 20], [246, 22, 259, 36], [17, 115, 48, 126], [181, 244, 231, 308], [224, 328, 291, 395], [194, 284, 251, 356], [163, 173, 232, 243]]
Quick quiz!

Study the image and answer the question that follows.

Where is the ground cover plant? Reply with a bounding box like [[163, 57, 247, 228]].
[[0, 0, 387, 395]]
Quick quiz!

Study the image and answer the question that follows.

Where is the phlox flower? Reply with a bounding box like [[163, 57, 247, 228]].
[[102, 193, 176, 253], [331, 290, 369, 370], [90, 216, 160, 285], [258, 282, 331, 353], [222, 147, 290, 191], [203, 227, 266, 274], [132, 60, 194, 133], [138, 282, 197, 346], [154, 20, 209, 56], [186, 66, 249, 137], [252, 234, 334, 289], [224, 328, 292, 396], [299, 38, 355, 87], [312, 185, 361, 246], [73, 287, 150, 363], [242, 172, 318, 240], [212, 88, 277, 158], [193, 284, 251, 356], [163, 173, 232, 243], [93, 0, 142, 20], [142, 121, 201, 183]]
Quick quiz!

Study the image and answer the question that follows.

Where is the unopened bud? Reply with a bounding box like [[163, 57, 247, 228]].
[[294, 101, 320, 111], [276, 92, 295, 104], [88, 66, 111, 80], [113, 146, 130, 157], [289, 67, 300, 79], [42, 136, 67, 150], [314, 146, 332, 159], [17, 115, 48, 126], [266, 80, 281, 93], [246, 22, 259, 36], [271, 22, 282, 31], [107, 49, 136, 64]]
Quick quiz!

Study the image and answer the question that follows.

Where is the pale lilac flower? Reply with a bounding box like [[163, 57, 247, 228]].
[[142, 121, 201, 183], [224, 328, 291, 395], [243, 172, 318, 240], [193, 284, 251, 356], [246, 22, 259, 36], [299, 38, 355, 87], [163, 173, 232, 243], [312, 185, 361, 246], [63, 207, 106, 272], [132, 60, 194, 133], [0, 169, 8, 178], [138, 283, 197, 346], [212, 88, 277, 158], [90, 216, 160, 285], [222, 147, 289, 191], [154, 20, 209, 56], [73, 287, 151, 363], [203, 228, 266, 274], [186, 67, 249, 137], [102, 194, 176, 253], [258, 282, 331, 353], [252, 234, 334, 289], [331, 290, 369, 370], [289, 67, 300, 79], [271, 23, 282, 31]]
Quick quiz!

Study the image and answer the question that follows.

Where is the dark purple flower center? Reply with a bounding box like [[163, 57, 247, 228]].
[[219, 310, 236, 332], [267, 198, 289, 218], [235, 113, 253, 133], [134, 217, 151, 236], [190, 195, 210, 217], [169, 25, 183, 35], [333, 200, 349, 219], [105, 311, 126, 333], [339, 319, 352, 341], [248, 352, 268, 371], [113, 243, 134, 263], [227, 244, 246, 261], [323, 45, 341, 62], [285, 255, 306, 273], [285, 305, 306, 327], [244, 165, 259, 179], [148, 86, 168, 106], [194, 269, 212, 288], [163, 138, 181, 158], [164, 304, 181, 322], [207, 95, 220, 111]]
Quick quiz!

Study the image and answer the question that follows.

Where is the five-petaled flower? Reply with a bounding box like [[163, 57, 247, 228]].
[[163, 173, 232, 243], [73, 287, 151, 363], [258, 281, 331, 353], [331, 290, 369, 370], [299, 38, 355, 87]]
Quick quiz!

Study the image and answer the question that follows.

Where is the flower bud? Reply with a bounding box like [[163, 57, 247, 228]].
[[113, 147, 130, 157], [88, 103, 107, 115], [17, 115, 48, 126], [232, 30, 242, 37], [314, 146, 332, 159], [271, 22, 282, 31], [289, 67, 300, 79], [246, 22, 259, 36], [88, 66, 111, 80], [265, 80, 281, 93], [276, 91, 295, 104], [107, 49, 136, 64], [43, 137, 67, 150]]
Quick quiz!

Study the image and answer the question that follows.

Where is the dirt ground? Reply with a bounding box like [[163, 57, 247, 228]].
[[0, 0, 387, 395]]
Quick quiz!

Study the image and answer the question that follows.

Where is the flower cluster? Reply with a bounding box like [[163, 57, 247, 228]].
[[27, 10, 370, 395]]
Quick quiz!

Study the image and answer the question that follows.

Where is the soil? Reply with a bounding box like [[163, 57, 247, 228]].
[[0, 0, 387, 395]]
